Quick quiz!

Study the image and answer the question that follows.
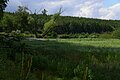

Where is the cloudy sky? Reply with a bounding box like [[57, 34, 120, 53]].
[[6, 0, 120, 20]]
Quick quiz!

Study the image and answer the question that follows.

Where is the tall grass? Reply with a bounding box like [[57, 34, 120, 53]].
[[23, 38, 120, 80], [1, 38, 120, 80]]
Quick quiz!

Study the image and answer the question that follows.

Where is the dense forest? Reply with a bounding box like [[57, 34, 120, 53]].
[[1, 7, 120, 37]]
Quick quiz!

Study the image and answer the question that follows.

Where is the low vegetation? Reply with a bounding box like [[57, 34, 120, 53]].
[[1, 38, 120, 80]]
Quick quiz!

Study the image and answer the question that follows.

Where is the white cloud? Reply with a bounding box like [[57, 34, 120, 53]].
[[100, 3, 120, 20], [73, 0, 103, 18]]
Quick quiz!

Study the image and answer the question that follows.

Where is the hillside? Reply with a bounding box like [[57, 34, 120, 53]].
[[1, 12, 120, 35]]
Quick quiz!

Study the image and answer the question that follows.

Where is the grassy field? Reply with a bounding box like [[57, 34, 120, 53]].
[[25, 38, 120, 54], [1, 38, 120, 80], [22, 38, 120, 80]]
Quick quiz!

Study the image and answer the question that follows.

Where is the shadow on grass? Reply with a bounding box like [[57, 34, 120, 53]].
[[26, 39, 120, 80], [26, 39, 120, 54]]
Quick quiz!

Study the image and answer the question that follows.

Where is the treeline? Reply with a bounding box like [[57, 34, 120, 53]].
[[54, 16, 119, 34], [1, 8, 120, 36]]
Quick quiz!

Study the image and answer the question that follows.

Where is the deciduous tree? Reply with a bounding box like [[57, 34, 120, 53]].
[[42, 8, 63, 37]]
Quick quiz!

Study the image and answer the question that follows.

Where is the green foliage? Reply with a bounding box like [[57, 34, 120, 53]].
[[42, 12, 61, 37], [0, 0, 9, 19], [88, 33, 99, 38], [22, 39, 120, 80], [32, 55, 49, 70], [54, 17, 115, 34], [99, 32, 113, 39], [44, 19, 57, 32], [1, 11, 119, 37], [27, 10, 48, 37], [47, 31, 58, 38], [15, 6, 29, 32], [28, 16, 35, 25], [1, 14, 15, 32], [1, 35, 120, 80], [0, 58, 20, 80], [0, 32, 34, 80], [58, 33, 99, 39], [1, 3, 120, 80], [112, 28, 120, 39]]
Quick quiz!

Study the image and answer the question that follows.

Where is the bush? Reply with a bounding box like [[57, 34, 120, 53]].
[[88, 33, 99, 38], [59, 33, 98, 39], [23, 33, 35, 38], [78, 33, 89, 38], [47, 32, 58, 38], [69, 34, 79, 38], [9, 30, 24, 41], [112, 28, 120, 39], [99, 33, 113, 39], [58, 34, 71, 38], [36, 34, 43, 38]]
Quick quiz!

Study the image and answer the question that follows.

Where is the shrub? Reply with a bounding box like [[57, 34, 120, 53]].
[[35, 34, 43, 38], [99, 33, 113, 39], [112, 28, 120, 39], [58, 34, 70, 38], [47, 32, 58, 38], [23, 33, 34, 38], [88, 33, 99, 38], [69, 34, 79, 38]]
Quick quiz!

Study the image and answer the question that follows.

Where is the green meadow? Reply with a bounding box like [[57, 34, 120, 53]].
[[20, 38, 120, 80]]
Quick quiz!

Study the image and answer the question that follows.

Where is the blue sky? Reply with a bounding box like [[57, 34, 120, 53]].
[[6, 0, 120, 20], [104, 0, 120, 7]]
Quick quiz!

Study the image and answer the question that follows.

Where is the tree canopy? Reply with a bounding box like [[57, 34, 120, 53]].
[[0, 0, 9, 19]]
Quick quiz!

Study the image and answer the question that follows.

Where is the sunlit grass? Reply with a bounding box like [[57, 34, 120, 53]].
[[24, 38, 120, 54]]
